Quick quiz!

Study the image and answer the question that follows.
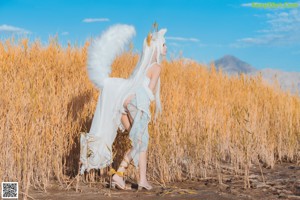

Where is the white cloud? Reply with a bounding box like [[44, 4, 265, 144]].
[[237, 34, 285, 44], [0, 24, 31, 34], [166, 36, 200, 42], [232, 4, 300, 47], [168, 42, 179, 46], [61, 32, 69, 36], [241, 3, 253, 7], [82, 18, 110, 23]]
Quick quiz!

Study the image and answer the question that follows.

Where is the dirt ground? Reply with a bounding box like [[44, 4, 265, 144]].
[[24, 163, 300, 200]]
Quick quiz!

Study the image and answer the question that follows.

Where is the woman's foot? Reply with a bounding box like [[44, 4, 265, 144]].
[[112, 173, 126, 189], [111, 157, 131, 190], [138, 180, 153, 190]]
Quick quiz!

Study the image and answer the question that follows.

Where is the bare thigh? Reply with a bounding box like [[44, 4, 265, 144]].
[[121, 113, 131, 131], [121, 94, 136, 131], [123, 94, 135, 110]]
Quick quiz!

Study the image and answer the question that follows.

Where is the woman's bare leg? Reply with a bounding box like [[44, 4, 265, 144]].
[[121, 113, 131, 131], [112, 96, 135, 187], [113, 135, 134, 187], [138, 152, 152, 188], [121, 94, 135, 131]]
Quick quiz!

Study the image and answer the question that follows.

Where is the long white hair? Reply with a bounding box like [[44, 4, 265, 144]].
[[112, 28, 167, 124]]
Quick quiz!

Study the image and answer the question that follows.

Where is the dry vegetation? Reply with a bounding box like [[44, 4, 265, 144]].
[[0, 37, 299, 197]]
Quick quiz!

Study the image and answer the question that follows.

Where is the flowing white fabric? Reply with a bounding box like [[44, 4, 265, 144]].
[[80, 24, 167, 174]]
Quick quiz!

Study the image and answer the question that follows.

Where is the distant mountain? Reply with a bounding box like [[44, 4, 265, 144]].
[[214, 55, 257, 75], [213, 55, 299, 95]]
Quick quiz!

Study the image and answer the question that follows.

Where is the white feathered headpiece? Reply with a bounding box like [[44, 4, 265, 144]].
[[145, 22, 167, 66]]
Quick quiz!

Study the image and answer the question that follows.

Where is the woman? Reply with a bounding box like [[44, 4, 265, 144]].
[[80, 23, 167, 191]]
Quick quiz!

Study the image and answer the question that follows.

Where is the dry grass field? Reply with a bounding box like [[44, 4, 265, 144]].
[[0, 37, 299, 199]]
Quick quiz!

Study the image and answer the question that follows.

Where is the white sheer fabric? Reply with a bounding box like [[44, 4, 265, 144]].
[[80, 24, 167, 174]]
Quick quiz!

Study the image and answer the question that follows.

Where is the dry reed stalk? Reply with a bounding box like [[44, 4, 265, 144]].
[[0, 37, 299, 198]]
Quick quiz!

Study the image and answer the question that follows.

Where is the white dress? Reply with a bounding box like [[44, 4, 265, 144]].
[[123, 76, 154, 168], [80, 67, 155, 174]]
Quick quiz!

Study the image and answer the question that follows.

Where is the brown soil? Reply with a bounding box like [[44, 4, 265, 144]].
[[23, 163, 300, 200]]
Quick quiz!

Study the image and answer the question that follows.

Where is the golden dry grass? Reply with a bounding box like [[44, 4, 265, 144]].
[[0, 37, 299, 196]]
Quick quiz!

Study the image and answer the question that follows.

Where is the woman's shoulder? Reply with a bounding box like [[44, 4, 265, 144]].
[[151, 63, 161, 73], [147, 63, 161, 78]]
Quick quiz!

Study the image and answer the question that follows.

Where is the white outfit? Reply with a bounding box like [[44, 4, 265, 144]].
[[80, 24, 167, 174]]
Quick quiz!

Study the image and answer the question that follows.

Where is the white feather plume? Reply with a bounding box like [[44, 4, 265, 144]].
[[87, 24, 136, 89]]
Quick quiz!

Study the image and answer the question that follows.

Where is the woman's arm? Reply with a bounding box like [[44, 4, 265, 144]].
[[148, 64, 161, 94]]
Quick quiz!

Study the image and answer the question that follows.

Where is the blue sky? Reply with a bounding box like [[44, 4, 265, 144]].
[[0, 0, 299, 72]]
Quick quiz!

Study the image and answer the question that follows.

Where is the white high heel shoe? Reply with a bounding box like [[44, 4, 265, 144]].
[[138, 182, 153, 190], [111, 171, 132, 190], [109, 159, 131, 190]]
